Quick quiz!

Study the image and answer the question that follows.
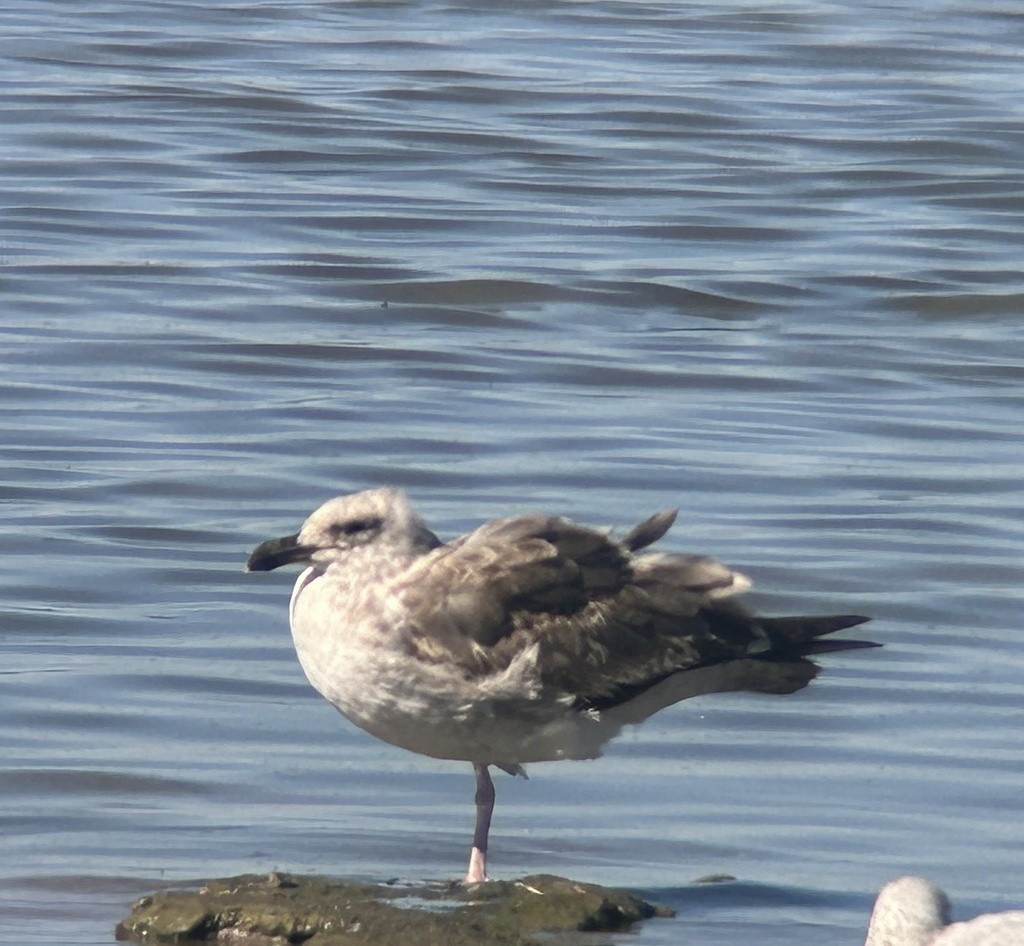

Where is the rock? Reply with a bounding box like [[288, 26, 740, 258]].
[[115, 871, 673, 946]]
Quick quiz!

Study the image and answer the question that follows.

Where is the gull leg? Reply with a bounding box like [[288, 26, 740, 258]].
[[463, 763, 494, 884]]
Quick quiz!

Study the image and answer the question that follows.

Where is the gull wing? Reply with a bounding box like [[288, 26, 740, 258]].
[[396, 512, 636, 648], [392, 510, 767, 704]]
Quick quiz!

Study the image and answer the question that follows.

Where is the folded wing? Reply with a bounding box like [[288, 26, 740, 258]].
[[390, 509, 866, 711]]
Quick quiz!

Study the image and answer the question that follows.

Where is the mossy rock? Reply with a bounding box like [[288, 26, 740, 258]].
[[115, 871, 673, 945]]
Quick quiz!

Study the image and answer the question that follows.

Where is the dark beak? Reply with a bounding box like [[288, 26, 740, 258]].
[[246, 533, 317, 572]]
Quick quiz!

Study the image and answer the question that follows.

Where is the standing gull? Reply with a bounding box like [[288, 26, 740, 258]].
[[247, 487, 874, 884]]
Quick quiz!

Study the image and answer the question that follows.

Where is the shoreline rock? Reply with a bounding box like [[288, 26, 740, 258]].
[[115, 871, 674, 945]]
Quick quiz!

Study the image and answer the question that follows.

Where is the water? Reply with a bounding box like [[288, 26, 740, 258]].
[[2, 2, 1023, 943]]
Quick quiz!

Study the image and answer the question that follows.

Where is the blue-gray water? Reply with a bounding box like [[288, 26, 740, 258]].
[[3, 2, 1023, 944]]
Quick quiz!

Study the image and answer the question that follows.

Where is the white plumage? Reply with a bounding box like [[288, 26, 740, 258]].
[[866, 876, 1024, 946]]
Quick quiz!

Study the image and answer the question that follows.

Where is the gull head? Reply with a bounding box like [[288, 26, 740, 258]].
[[246, 487, 437, 572], [865, 876, 952, 946]]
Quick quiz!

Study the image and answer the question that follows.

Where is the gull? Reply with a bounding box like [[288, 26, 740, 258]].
[[865, 876, 1024, 945], [246, 487, 874, 884]]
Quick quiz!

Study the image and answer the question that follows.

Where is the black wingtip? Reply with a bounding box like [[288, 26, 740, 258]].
[[811, 613, 872, 633], [804, 638, 882, 655], [755, 613, 877, 655], [761, 613, 872, 636]]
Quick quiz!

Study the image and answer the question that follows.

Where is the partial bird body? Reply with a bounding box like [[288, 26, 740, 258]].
[[248, 487, 874, 883], [866, 876, 1024, 946]]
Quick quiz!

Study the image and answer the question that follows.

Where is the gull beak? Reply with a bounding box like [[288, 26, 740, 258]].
[[246, 533, 317, 572]]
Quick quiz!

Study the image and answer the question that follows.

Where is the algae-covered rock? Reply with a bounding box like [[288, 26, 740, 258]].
[[115, 871, 673, 945]]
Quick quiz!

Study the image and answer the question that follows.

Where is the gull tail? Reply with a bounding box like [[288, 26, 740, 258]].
[[757, 613, 877, 657]]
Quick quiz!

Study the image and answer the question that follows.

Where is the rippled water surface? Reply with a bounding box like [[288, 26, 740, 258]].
[[3, 2, 1023, 944]]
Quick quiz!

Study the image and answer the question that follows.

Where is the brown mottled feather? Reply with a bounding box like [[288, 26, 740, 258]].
[[393, 510, 868, 709]]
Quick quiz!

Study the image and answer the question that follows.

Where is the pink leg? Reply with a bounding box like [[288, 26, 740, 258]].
[[463, 763, 494, 884]]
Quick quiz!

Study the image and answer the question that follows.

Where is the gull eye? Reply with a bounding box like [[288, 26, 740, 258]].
[[330, 516, 383, 539]]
